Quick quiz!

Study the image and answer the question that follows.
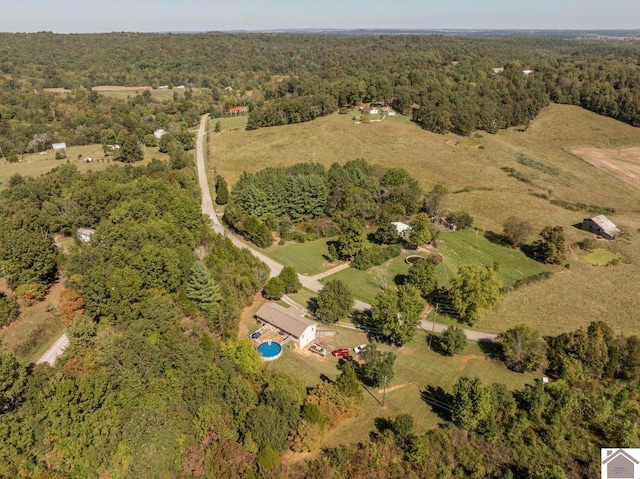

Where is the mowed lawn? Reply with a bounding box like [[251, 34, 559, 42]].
[[435, 228, 549, 287], [213, 104, 640, 337], [321, 254, 411, 304], [261, 237, 338, 276], [268, 324, 535, 443], [0, 144, 166, 189]]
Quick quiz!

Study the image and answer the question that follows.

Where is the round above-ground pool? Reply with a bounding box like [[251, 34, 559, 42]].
[[405, 254, 426, 265], [257, 341, 282, 361]]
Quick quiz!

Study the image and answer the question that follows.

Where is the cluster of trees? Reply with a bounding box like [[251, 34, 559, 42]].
[[501, 218, 568, 265], [224, 159, 422, 251], [290, 322, 640, 478], [0, 156, 372, 477], [2, 33, 640, 157], [0, 77, 210, 158]]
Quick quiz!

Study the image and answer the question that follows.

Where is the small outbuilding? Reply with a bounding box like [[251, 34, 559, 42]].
[[581, 215, 621, 240], [52, 142, 67, 153], [392, 221, 411, 239], [255, 303, 317, 349], [154, 129, 167, 139], [77, 227, 96, 242]]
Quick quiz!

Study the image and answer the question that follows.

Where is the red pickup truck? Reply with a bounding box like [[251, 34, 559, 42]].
[[331, 348, 349, 357]]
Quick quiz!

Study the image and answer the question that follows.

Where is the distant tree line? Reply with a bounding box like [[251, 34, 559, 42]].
[[2, 33, 640, 155]]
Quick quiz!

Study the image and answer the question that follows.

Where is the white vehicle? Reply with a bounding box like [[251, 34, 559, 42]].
[[353, 344, 367, 354]]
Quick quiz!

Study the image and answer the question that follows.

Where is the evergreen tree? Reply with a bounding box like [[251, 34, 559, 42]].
[[186, 262, 222, 312], [215, 175, 229, 205], [278, 266, 301, 294], [264, 277, 285, 300]]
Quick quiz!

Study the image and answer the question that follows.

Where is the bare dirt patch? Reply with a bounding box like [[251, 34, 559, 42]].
[[571, 147, 640, 191], [237, 293, 264, 338], [43, 87, 72, 93], [377, 382, 411, 394], [91, 85, 151, 92], [458, 354, 490, 371]]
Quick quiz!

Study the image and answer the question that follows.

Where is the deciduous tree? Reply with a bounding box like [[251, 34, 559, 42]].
[[498, 325, 547, 372], [449, 264, 502, 325], [438, 325, 467, 356], [315, 279, 353, 323]]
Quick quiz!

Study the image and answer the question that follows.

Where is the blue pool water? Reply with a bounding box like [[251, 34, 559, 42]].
[[257, 341, 282, 360]]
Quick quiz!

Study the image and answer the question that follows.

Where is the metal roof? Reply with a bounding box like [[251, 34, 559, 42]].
[[255, 303, 316, 338]]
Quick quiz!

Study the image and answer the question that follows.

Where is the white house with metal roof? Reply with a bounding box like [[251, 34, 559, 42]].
[[254, 303, 317, 349]]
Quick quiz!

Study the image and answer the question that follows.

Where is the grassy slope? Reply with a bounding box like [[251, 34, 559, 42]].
[[214, 105, 640, 335], [0, 144, 165, 189], [268, 324, 535, 439]]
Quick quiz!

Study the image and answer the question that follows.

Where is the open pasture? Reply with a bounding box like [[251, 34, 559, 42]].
[[214, 104, 640, 336]]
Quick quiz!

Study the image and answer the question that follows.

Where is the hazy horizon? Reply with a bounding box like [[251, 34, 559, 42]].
[[1, 0, 638, 34]]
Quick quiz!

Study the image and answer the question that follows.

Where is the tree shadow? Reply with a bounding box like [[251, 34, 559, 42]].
[[393, 273, 407, 286], [426, 333, 452, 357], [484, 230, 510, 246], [374, 417, 394, 434], [477, 338, 502, 360], [520, 243, 538, 261], [306, 297, 319, 314], [350, 310, 381, 342], [420, 385, 452, 421]]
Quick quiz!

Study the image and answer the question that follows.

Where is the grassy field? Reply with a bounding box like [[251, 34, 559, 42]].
[[320, 254, 411, 303], [435, 229, 549, 287], [214, 116, 249, 132], [213, 104, 640, 336], [267, 324, 535, 441], [261, 237, 337, 276], [0, 144, 166, 189], [95, 87, 197, 102], [0, 280, 66, 364], [582, 248, 621, 266]]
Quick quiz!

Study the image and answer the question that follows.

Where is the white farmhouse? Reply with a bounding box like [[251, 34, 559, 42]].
[[255, 303, 317, 349]]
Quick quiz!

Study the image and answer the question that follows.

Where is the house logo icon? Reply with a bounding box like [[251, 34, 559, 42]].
[[601, 449, 640, 479]]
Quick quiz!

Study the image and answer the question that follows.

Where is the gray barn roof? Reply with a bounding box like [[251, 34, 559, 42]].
[[585, 215, 620, 237], [255, 303, 316, 338]]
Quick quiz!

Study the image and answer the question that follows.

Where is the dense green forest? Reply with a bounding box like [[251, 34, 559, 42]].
[[2, 33, 640, 156], [1, 32, 640, 477]]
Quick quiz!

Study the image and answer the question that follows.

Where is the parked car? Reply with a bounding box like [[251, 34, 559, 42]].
[[250, 331, 262, 340], [354, 344, 367, 354], [332, 348, 349, 357], [310, 344, 327, 356]]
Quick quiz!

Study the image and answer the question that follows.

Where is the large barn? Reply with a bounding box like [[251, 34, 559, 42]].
[[581, 215, 621, 240], [254, 303, 317, 349]]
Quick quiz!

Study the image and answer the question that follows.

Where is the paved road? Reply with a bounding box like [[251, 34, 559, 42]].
[[36, 333, 69, 366], [195, 115, 496, 342]]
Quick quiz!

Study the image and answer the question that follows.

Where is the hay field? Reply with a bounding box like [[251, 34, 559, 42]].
[[212, 105, 640, 336], [0, 144, 166, 189]]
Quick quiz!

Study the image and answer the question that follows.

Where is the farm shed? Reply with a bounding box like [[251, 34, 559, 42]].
[[255, 303, 317, 349], [392, 221, 411, 238], [581, 215, 620, 240], [77, 227, 96, 242]]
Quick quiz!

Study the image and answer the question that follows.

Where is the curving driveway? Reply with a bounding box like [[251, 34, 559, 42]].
[[195, 115, 497, 342]]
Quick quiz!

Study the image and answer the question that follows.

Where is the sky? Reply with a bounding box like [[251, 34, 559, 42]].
[[1, 0, 639, 33]]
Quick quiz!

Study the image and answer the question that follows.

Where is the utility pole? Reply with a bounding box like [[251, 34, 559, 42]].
[[382, 375, 387, 407], [428, 304, 438, 348]]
